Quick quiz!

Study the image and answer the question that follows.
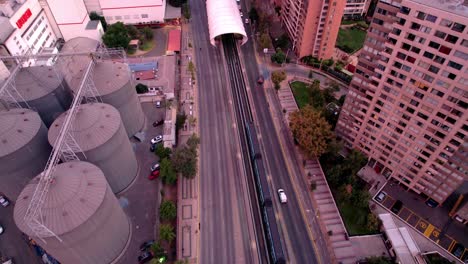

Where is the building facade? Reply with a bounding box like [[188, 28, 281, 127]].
[[280, 0, 346, 59], [336, 0, 468, 204], [344, 0, 370, 18], [83, 0, 166, 25]]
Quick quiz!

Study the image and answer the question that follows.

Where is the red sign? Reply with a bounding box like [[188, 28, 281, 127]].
[[16, 9, 32, 29]]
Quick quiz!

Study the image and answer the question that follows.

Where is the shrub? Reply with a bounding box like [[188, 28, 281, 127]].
[[159, 200, 177, 221], [136, 83, 148, 94]]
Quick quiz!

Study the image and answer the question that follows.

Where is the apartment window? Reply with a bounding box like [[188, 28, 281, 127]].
[[423, 51, 434, 59], [115, 16, 122, 20], [428, 41, 440, 49], [426, 14, 437, 23], [462, 39, 468, 47], [416, 11, 426, 20], [400, 6, 411, 15], [406, 33, 415, 41], [452, 22, 466, 33], [441, 70, 456, 80], [434, 30, 446, 39], [106, 16, 113, 21], [445, 34, 458, 44], [433, 55, 445, 64], [402, 43, 411, 50], [439, 45, 451, 55], [440, 19, 453, 28], [398, 18, 406, 26], [141, 14, 149, 18], [411, 46, 421, 54], [410, 22, 421, 30], [448, 61, 462, 70], [428, 65, 440, 74], [454, 50, 468, 60]]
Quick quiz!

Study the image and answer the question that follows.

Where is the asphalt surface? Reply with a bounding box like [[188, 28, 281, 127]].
[[239, 10, 321, 264], [190, 1, 259, 263]]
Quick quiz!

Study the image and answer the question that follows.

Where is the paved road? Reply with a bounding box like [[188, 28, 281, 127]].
[[190, 1, 259, 263], [239, 11, 321, 264]]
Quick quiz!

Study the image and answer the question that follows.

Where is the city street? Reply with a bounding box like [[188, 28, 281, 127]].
[[190, 1, 260, 263]]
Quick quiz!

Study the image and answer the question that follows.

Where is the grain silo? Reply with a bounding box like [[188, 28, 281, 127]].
[[14, 66, 73, 127], [48, 103, 137, 193], [0, 108, 51, 200], [90, 61, 145, 137], [13, 161, 131, 264]]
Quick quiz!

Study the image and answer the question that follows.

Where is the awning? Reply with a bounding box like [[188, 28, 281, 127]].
[[167, 29, 181, 53]]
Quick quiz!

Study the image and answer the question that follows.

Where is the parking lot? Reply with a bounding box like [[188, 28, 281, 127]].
[[375, 182, 468, 262]]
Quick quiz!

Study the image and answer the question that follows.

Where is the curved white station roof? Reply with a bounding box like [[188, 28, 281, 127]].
[[206, 0, 247, 46]]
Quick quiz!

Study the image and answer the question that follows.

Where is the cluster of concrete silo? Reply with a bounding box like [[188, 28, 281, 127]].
[[0, 37, 147, 263], [14, 161, 131, 264]]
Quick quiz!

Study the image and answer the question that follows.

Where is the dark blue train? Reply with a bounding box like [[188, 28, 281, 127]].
[[245, 122, 286, 264]]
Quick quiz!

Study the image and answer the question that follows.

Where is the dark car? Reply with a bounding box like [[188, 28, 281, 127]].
[[425, 198, 439, 208], [152, 120, 164, 127], [150, 144, 157, 152], [138, 251, 153, 264], [391, 200, 403, 214], [140, 240, 155, 251], [257, 75, 264, 84]]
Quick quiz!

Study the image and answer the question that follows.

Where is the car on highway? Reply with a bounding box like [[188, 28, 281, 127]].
[[137, 251, 153, 264], [375, 191, 387, 202], [155, 101, 161, 108], [0, 224, 4, 235], [139, 240, 155, 251], [150, 163, 160, 172], [0, 195, 10, 207], [148, 170, 160, 180], [277, 189, 287, 204], [391, 200, 403, 214], [257, 75, 264, 84], [150, 135, 163, 144]]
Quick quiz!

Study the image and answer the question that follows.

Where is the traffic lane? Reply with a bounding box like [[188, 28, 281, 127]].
[[0, 204, 40, 263]]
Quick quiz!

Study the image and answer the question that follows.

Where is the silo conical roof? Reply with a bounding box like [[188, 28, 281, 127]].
[[15, 66, 63, 101], [14, 161, 107, 237], [48, 103, 121, 151], [92, 61, 130, 95], [0, 108, 43, 157]]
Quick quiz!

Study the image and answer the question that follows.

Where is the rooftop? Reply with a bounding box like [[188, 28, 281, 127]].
[[409, 0, 468, 18], [85, 20, 100, 30]]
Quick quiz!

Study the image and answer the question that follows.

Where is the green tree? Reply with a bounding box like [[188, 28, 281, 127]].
[[259, 33, 271, 50], [140, 27, 154, 40], [172, 146, 198, 178], [159, 224, 176, 243], [176, 113, 187, 131], [249, 7, 259, 22], [364, 256, 394, 264], [160, 158, 177, 185], [182, 3, 191, 20], [89, 12, 107, 31], [275, 33, 290, 49], [150, 242, 166, 257], [366, 213, 380, 231], [289, 106, 333, 158], [155, 144, 172, 160], [102, 22, 130, 49], [188, 61, 195, 73], [126, 25, 139, 39], [271, 48, 286, 64], [308, 80, 325, 109], [351, 189, 371, 208], [159, 200, 177, 221], [271, 70, 287, 90], [345, 149, 368, 176], [186, 133, 200, 150], [135, 83, 148, 94], [168, 0, 185, 7]]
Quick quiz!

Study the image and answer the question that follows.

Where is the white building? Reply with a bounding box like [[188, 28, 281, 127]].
[[344, 0, 370, 18], [84, 0, 167, 25]]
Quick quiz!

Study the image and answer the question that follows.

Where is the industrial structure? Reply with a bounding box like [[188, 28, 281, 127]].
[[91, 61, 145, 137], [14, 66, 73, 127], [0, 108, 51, 199], [206, 0, 247, 46], [336, 0, 468, 204], [48, 102, 138, 193], [13, 161, 131, 264]]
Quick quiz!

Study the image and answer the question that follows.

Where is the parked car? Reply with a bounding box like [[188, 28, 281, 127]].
[[375, 191, 387, 202], [155, 101, 161, 108], [240, 12, 243, 17], [277, 189, 287, 204], [150, 135, 163, 144], [148, 170, 160, 180], [391, 200, 403, 214], [150, 163, 160, 172], [0, 195, 10, 207], [425, 198, 439, 208], [139, 240, 155, 251], [150, 144, 157, 152], [0, 224, 4, 235], [153, 120, 164, 127], [137, 251, 153, 264], [257, 75, 264, 84]]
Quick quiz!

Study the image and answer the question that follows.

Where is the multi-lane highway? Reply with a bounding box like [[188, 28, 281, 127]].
[[190, 1, 261, 263]]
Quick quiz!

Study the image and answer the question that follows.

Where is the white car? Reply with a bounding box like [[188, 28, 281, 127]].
[[277, 189, 287, 204], [155, 101, 161, 108], [375, 191, 387, 202], [150, 163, 160, 172], [0, 196, 9, 207], [240, 12, 244, 17], [150, 135, 163, 144], [0, 225, 4, 235]]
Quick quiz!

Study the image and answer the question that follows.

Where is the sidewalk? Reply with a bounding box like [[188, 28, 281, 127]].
[[176, 21, 199, 264], [273, 76, 357, 264]]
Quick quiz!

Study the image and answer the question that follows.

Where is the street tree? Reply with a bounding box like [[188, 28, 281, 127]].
[[126, 25, 139, 39], [140, 27, 153, 40], [159, 200, 177, 221], [159, 224, 176, 243], [289, 105, 333, 158], [366, 213, 380, 231], [150, 242, 165, 258], [187, 133, 200, 149], [159, 158, 177, 185], [102, 22, 130, 49], [271, 70, 287, 90], [172, 146, 197, 178], [135, 83, 149, 94], [182, 3, 191, 20], [176, 112, 187, 131], [271, 48, 286, 64], [308, 80, 325, 109], [155, 145, 172, 160], [249, 7, 259, 22]]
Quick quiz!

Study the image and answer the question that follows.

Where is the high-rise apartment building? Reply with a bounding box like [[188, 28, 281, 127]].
[[280, 0, 346, 59], [343, 0, 370, 18], [336, 0, 467, 204]]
